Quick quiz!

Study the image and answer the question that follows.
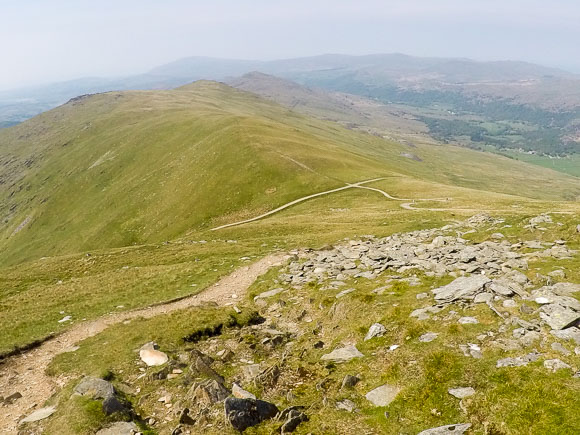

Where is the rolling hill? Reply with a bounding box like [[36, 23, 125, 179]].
[[1, 80, 580, 266]]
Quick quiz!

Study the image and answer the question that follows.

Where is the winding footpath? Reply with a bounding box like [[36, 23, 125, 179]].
[[0, 254, 287, 433], [210, 178, 387, 231], [211, 178, 450, 231]]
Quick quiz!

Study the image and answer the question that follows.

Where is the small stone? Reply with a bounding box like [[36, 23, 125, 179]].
[[419, 332, 439, 343], [336, 399, 357, 412], [74, 377, 115, 400], [544, 359, 572, 372], [241, 364, 262, 382], [224, 397, 279, 432], [520, 304, 534, 314], [474, 292, 493, 304], [497, 352, 540, 368], [279, 407, 309, 433], [254, 288, 284, 301], [341, 374, 360, 389], [96, 422, 138, 435], [448, 387, 475, 399], [458, 317, 478, 325], [102, 395, 126, 415], [551, 342, 571, 356], [321, 345, 363, 363], [365, 384, 400, 407], [548, 270, 566, 279], [364, 323, 387, 341], [416, 293, 429, 300], [20, 406, 57, 423], [417, 423, 472, 435], [179, 408, 196, 425], [232, 383, 256, 400], [336, 288, 355, 298], [3, 392, 22, 404], [503, 300, 517, 308], [139, 342, 168, 366]]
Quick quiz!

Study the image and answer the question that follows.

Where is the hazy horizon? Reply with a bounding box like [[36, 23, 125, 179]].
[[2, 0, 580, 91]]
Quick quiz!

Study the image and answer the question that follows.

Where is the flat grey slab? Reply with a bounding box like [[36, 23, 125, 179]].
[[20, 406, 57, 423]]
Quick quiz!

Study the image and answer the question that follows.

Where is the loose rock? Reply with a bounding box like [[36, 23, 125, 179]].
[[448, 387, 475, 399], [321, 345, 363, 363], [364, 323, 387, 341], [224, 397, 279, 432], [365, 384, 400, 407], [417, 423, 472, 435]]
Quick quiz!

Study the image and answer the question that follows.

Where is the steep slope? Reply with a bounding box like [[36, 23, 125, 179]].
[[1, 81, 579, 266]]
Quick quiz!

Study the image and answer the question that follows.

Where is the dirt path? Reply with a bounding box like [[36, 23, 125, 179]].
[[210, 178, 386, 231], [210, 179, 463, 231], [0, 253, 287, 433]]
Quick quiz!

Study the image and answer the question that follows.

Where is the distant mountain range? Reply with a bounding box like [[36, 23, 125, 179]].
[[2, 53, 578, 126], [2, 54, 580, 155]]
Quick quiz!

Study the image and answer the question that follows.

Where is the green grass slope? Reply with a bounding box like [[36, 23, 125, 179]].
[[1, 81, 579, 266]]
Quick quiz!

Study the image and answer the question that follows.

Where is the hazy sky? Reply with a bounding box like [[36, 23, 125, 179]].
[[1, 0, 579, 90]]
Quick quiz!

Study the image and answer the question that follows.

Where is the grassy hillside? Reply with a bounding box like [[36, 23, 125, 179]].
[[1, 81, 580, 267]]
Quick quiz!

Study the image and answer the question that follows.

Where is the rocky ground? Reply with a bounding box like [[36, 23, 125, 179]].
[[11, 213, 580, 434]]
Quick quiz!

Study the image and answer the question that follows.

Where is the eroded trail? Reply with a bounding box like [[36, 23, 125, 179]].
[[0, 254, 287, 433]]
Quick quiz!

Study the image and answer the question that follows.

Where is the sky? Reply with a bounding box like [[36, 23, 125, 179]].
[[1, 0, 580, 90]]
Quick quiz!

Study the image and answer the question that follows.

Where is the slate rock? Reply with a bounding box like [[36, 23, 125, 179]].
[[419, 332, 439, 343], [224, 397, 279, 432], [278, 406, 309, 433], [417, 423, 472, 434], [551, 327, 580, 345], [365, 384, 400, 406], [4, 392, 22, 404], [254, 288, 284, 301], [241, 364, 262, 382], [232, 383, 256, 399], [187, 379, 230, 405], [432, 276, 491, 302], [74, 376, 115, 400], [520, 304, 535, 314], [102, 395, 127, 415], [280, 412, 308, 433], [341, 374, 360, 389], [321, 345, 363, 363], [95, 422, 138, 435], [473, 292, 493, 304], [364, 323, 387, 341], [20, 406, 57, 423], [540, 302, 580, 330], [190, 350, 224, 384], [544, 359, 572, 372], [336, 399, 357, 412], [497, 352, 540, 368], [448, 387, 475, 399], [179, 408, 196, 425], [458, 317, 478, 325], [551, 342, 571, 356]]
